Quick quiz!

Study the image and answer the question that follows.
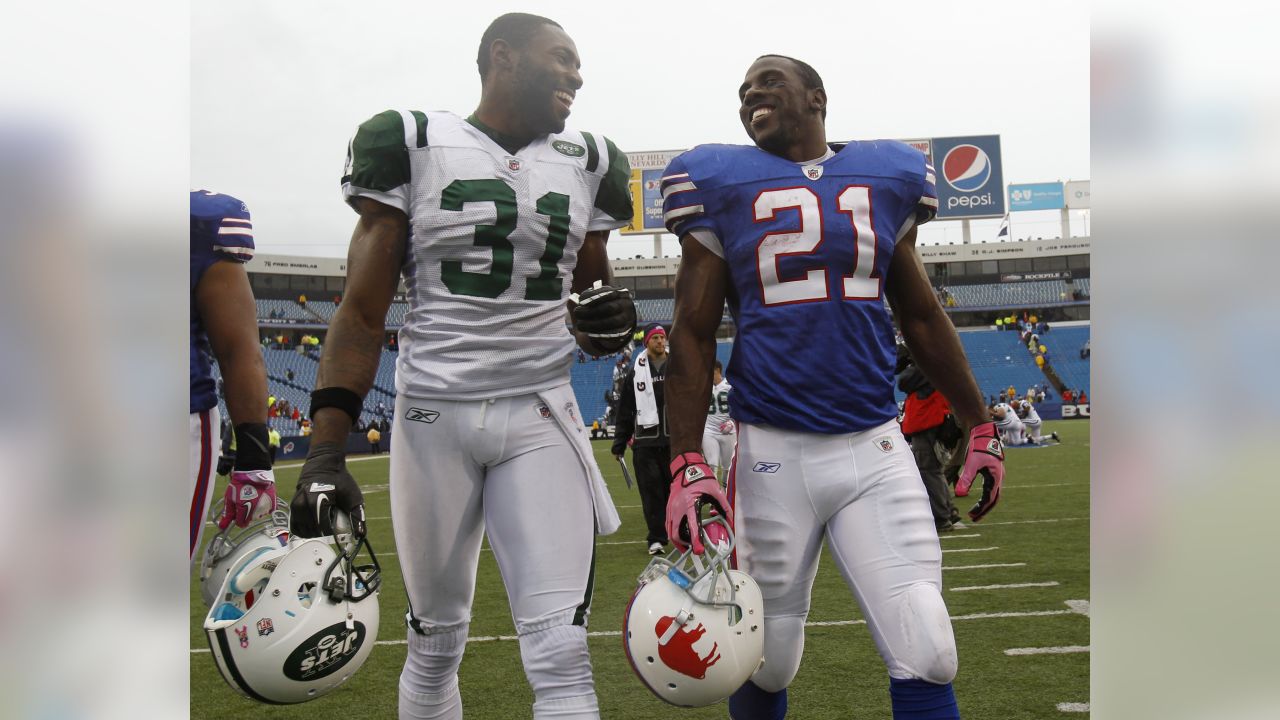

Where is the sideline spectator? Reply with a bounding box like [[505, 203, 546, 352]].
[[268, 426, 281, 463], [298, 293, 307, 307], [367, 423, 382, 454]]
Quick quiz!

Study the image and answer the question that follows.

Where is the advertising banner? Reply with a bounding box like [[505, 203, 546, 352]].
[[1008, 182, 1065, 211], [1064, 180, 1090, 209], [932, 135, 1005, 219]]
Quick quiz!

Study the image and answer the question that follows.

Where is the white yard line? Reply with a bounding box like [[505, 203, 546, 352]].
[[192, 606, 1086, 653], [951, 581, 1060, 592], [1057, 702, 1090, 712], [978, 517, 1086, 526], [939, 534, 981, 540], [943, 562, 1027, 571], [941, 546, 999, 553], [1005, 645, 1089, 656]]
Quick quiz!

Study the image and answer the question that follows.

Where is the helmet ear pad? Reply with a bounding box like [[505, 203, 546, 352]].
[[622, 518, 765, 708], [202, 536, 382, 704]]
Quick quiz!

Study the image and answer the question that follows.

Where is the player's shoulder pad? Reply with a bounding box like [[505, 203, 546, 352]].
[[667, 144, 756, 186], [352, 109, 430, 152], [190, 189, 250, 221]]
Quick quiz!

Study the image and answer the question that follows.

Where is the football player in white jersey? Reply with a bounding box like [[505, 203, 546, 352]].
[[992, 403, 1026, 446], [1013, 399, 1059, 445], [289, 14, 636, 720], [702, 360, 736, 483]]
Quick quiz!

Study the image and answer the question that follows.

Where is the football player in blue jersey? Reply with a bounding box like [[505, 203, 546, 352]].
[[662, 56, 1006, 719], [190, 189, 276, 564]]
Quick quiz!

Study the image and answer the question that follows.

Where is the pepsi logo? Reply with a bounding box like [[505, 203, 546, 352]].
[[942, 144, 992, 192]]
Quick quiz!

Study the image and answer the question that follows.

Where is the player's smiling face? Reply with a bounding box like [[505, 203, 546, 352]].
[[512, 25, 582, 136], [738, 58, 819, 156]]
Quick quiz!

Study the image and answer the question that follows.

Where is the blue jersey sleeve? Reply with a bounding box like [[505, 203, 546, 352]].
[[191, 189, 256, 264], [660, 150, 721, 239]]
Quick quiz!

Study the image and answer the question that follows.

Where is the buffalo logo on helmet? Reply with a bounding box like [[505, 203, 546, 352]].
[[941, 144, 992, 192], [654, 617, 721, 679], [235, 625, 250, 649]]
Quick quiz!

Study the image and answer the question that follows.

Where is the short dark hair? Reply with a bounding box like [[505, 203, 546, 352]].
[[477, 13, 562, 82], [756, 54, 826, 118]]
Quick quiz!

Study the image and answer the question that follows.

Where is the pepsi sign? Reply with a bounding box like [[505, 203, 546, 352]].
[[932, 135, 1005, 219]]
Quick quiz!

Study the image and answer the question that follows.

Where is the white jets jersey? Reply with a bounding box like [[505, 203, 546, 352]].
[[705, 380, 732, 433], [1017, 401, 1042, 426], [993, 403, 1020, 430], [342, 110, 632, 399]]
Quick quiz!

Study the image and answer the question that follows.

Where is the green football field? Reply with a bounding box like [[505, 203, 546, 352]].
[[191, 420, 1089, 718]]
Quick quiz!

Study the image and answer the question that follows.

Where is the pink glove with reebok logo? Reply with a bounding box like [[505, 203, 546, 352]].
[[666, 452, 733, 555], [955, 422, 1004, 522], [218, 469, 278, 530]]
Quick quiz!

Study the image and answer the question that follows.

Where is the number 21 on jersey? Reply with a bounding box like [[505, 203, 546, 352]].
[[754, 186, 881, 306]]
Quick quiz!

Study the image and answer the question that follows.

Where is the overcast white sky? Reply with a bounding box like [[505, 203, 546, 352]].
[[191, 0, 1089, 260]]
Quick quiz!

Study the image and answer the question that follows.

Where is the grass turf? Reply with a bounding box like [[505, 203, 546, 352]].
[[191, 419, 1089, 718]]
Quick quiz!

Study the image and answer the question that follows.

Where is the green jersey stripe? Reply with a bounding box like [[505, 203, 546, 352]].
[[581, 131, 599, 173], [594, 136, 633, 222], [411, 111, 428, 148]]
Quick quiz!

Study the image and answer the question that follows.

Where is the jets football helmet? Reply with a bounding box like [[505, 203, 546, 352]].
[[623, 516, 765, 707], [203, 513, 382, 704], [199, 498, 290, 608]]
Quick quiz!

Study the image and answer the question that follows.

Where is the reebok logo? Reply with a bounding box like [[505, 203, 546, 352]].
[[752, 462, 781, 473], [406, 408, 440, 423]]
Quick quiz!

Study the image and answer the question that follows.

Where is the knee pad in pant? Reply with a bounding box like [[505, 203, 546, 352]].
[[519, 623, 597, 708], [750, 615, 805, 693], [401, 624, 469, 697], [891, 584, 958, 685]]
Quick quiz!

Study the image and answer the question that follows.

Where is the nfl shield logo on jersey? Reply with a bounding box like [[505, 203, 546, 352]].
[[506, 157, 522, 172], [876, 436, 894, 453], [802, 164, 823, 181]]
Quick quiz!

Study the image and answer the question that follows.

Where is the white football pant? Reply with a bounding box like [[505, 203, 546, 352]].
[[729, 419, 958, 691], [702, 429, 736, 483], [391, 392, 600, 720]]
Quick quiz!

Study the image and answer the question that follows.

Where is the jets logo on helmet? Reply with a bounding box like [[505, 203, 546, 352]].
[[203, 510, 383, 704]]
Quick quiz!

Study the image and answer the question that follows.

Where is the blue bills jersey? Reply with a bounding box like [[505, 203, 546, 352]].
[[190, 189, 255, 413], [662, 141, 936, 434]]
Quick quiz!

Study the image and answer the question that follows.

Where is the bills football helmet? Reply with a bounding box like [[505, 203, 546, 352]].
[[199, 498, 290, 608], [623, 516, 764, 707], [203, 513, 382, 704]]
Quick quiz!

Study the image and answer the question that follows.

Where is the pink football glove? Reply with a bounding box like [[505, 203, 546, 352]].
[[667, 452, 733, 555], [217, 469, 278, 530], [955, 422, 1005, 522]]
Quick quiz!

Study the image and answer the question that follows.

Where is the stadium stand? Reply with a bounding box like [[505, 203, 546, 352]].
[[1039, 325, 1091, 395], [1072, 277, 1090, 298], [257, 298, 320, 323], [945, 280, 1072, 309], [303, 300, 339, 323]]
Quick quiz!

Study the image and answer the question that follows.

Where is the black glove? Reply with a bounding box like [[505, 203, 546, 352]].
[[215, 452, 235, 477], [291, 442, 366, 538], [571, 281, 637, 354]]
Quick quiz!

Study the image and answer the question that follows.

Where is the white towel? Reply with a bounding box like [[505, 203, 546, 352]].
[[633, 349, 659, 429], [537, 383, 621, 536]]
